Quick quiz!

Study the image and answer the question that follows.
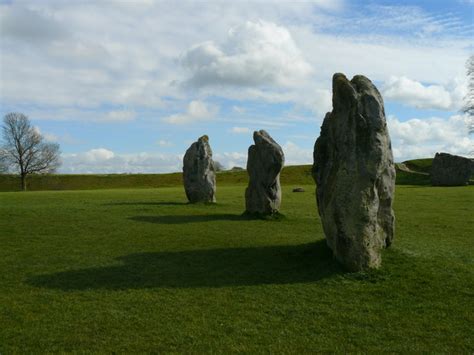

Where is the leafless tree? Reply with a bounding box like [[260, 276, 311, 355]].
[[1, 113, 61, 190], [462, 55, 474, 134], [0, 149, 8, 174]]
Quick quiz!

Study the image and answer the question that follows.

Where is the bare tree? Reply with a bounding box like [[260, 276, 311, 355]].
[[0, 149, 8, 174], [1, 113, 61, 190], [462, 55, 474, 134]]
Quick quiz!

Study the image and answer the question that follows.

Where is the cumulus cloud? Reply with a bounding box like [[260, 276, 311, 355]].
[[214, 152, 248, 170], [383, 76, 466, 110], [281, 141, 313, 166], [61, 148, 249, 174], [388, 114, 474, 161], [181, 20, 312, 88], [163, 100, 218, 124], [1, 1, 470, 119], [61, 148, 183, 174]]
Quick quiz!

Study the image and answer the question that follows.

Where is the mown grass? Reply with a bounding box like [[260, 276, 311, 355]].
[[0, 184, 472, 352]]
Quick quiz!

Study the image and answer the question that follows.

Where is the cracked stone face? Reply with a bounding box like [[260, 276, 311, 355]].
[[313, 73, 396, 271], [245, 130, 284, 215], [183, 135, 216, 203]]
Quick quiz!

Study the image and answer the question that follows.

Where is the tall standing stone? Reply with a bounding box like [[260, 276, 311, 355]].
[[431, 152, 473, 186], [313, 73, 396, 271], [245, 130, 284, 216], [183, 135, 216, 203]]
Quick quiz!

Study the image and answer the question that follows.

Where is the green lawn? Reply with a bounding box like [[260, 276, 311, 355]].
[[0, 185, 473, 352]]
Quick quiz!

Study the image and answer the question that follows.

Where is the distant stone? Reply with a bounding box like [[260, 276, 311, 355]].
[[230, 166, 245, 171], [313, 73, 396, 271], [245, 130, 285, 215], [292, 187, 305, 192], [183, 135, 216, 203], [431, 152, 473, 186]]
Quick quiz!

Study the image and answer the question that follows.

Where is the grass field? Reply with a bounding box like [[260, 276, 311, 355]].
[[1, 183, 473, 352]]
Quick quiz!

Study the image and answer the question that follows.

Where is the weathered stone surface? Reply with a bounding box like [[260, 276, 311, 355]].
[[183, 135, 216, 203], [312, 73, 396, 271], [431, 152, 473, 186], [292, 187, 305, 192], [245, 130, 284, 215]]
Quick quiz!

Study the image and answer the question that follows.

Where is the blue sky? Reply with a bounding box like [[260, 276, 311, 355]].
[[0, 0, 472, 173]]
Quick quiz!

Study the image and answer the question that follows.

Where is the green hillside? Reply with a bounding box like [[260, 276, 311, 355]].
[[0, 165, 313, 192], [0, 159, 455, 192], [402, 158, 433, 174]]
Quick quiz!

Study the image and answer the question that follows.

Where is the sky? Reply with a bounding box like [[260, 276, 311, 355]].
[[0, 0, 473, 174]]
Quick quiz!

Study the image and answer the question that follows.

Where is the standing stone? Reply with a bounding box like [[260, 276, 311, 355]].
[[431, 152, 473, 186], [245, 130, 284, 215], [183, 135, 216, 203], [313, 73, 396, 271]]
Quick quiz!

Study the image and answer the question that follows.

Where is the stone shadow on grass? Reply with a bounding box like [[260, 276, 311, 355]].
[[27, 241, 342, 290], [130, 214, 248, 224], [130, 212, 287, 224]]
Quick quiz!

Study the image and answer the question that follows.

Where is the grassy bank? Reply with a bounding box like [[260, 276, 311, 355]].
[[0, 161, 438, 192]]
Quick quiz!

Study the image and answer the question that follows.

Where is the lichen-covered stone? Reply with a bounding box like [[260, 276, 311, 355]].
[[313, 73, 396, 271], [431, 152, 473, 186], [245, 130, 284, 215], [183, 135, 216, 203]]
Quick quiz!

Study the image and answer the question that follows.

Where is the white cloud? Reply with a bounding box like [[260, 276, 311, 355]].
[[281, 141, 313, 166], [383, 76, 466, 110], [84, 148, 115, 162], [181, 20, 312, 88], [43, 132, 59, 143], [230, 127, 251, 134], [214, 141, 315, 170], [103, 110, 137, 122], [1, 1, 470, 117], [61, 148, 183, 174], [214, 152, 248, 170], [32, 126, 59, 143], [163, 100, 218, 124], [290, 26, 469, 86], [388, 114, 474, 161]]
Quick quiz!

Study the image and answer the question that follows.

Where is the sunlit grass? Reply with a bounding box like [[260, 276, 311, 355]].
[[0, 184, 472, 352]]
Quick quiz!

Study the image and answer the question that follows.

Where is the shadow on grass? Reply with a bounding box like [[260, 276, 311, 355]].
[[130, 212, 286, 224], [130, 214, 244, 224], [105, 201, 188, 206], [27, 241, 343, 290]]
